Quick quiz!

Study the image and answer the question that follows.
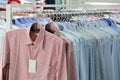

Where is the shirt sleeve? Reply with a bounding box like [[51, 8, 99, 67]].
[[0, 32, 10, 80], [55, 40, 68, 80]]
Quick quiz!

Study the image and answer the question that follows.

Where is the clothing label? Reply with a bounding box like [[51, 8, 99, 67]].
[[29, 60, 36, 73]]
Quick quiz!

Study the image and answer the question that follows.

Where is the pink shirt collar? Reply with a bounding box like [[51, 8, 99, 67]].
[[25, 25, 45, 47]]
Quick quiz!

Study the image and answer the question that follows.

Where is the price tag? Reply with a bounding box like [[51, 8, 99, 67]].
[[29, 60, 36, 73]]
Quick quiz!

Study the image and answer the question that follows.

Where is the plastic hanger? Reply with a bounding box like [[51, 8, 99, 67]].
[[45, 23, 55, 33], [30, 22, 40, 33]]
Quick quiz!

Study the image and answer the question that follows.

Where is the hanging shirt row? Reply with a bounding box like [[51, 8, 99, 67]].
[[0, 16, 120, 80]]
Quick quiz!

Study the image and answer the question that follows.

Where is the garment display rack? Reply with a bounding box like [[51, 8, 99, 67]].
[[6, 4, 120, 30], [6, 4, 66, 30]]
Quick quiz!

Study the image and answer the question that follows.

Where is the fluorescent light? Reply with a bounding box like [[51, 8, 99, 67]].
[[21, 0, 34, 4], [84, 2, 120, 5]]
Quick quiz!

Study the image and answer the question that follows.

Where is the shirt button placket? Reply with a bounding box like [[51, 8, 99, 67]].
[[32, 45, 36, 59]]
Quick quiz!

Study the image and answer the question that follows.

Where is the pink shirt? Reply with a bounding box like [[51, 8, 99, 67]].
[[45, 23, 77, 80], [1, 24, 67, 80]]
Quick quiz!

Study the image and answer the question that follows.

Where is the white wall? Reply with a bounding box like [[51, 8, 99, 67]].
[[66, 0, 80, 9], [84, 0, 120, 3], [66, 0, 120, 7]]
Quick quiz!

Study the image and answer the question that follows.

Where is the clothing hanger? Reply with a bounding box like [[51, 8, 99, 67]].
[[57, 13, 61, 22], [67, 13, 70, 22], [63, 13, 67, 22], [45, 23, 55, 33], [60, 13, 64, 22], [54, 13, 58, 21], [30, 22, 40, 33], [65, 13, 69, 22], [56, 13, 60, 22]]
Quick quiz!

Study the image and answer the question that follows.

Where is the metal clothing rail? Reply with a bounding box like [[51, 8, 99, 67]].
[[46, 11, 113, 16], [45, 11, 115, 22], [43, 8, 119, 19]]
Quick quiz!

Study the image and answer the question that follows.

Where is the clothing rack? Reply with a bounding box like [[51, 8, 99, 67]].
[[6, 4, 120, 30], [6, 4, 66, 30]]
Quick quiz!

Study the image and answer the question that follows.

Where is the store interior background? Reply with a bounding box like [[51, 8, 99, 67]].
[[0, 0, 120, 10]]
